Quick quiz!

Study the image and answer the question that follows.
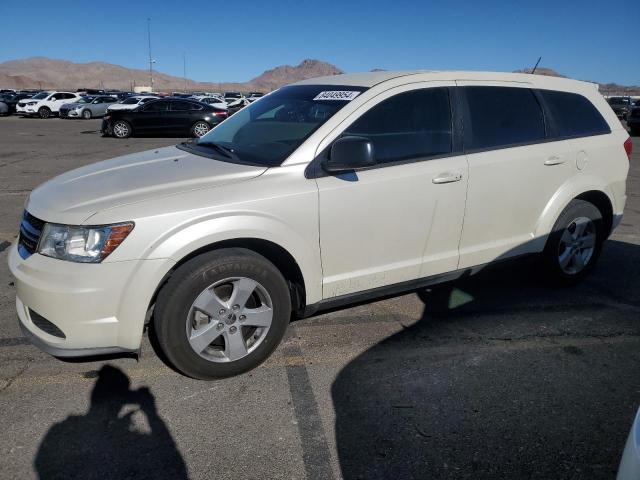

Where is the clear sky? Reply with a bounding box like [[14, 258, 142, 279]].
[[0, 0, 638, 85]]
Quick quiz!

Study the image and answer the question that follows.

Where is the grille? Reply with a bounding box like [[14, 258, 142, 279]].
[[17, 102, 26, 108], [29, 309, 66, 338], [18, 211, 45, 260]]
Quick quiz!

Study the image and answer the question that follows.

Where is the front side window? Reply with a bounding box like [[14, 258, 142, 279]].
[[193, 85, 367, 166], [540, 90, 610, 138], [463, 86, 545, 151], [343, 87, 452, 164], [143, 101, 169, 112]]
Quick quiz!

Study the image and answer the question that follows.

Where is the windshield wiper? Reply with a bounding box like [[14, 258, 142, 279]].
[[196, 141, 241, 162]]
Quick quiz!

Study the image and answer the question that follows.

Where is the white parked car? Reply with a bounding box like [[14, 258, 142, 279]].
[[106, 95, 159, 112], [223, 91, 248, 109], [16, 91, 81, 118], [191, 95, 228, 110], [9, 71, 630, 379]]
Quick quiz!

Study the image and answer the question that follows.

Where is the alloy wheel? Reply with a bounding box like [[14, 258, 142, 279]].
[[193, 121, 210, 138], [186, 277, 273, 363], [113, 121, 129, 138], [557, 216, 596, 275]]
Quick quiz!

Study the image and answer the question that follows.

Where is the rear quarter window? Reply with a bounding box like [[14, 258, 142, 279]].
[[538, 90, 610, 138]]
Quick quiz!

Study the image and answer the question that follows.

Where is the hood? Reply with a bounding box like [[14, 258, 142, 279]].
[[27, 145, 267, 225]]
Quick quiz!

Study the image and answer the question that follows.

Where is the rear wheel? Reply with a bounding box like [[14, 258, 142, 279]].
[[191, 120, 210, 138], [82, 109, 92, 120], [542, 199, 604, 285], [154, 248, 292, 379], [112, 120, 132, 138], [38, 107, 51, 119]]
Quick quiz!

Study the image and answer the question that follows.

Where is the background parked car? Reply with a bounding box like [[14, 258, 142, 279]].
[[247, 92, 264, 102], [101, 98, 228, 139], [106, 95, 160, 112], [59, 95, 119, 119], [224, 91, 248, 108], [607, 96, 632, 120], [0, 92, 34, 115], [16, 91, 81, 118], [627, 105, 640, 137], [191, 95, 228, 110]]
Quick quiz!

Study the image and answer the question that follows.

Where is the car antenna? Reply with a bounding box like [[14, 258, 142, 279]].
[[531, 56, 542, 75]]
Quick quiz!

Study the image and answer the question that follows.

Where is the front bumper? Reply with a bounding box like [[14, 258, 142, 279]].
[[8, 243, 173, 357]]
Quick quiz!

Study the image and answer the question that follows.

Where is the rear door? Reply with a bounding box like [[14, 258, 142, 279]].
[[456, 82, 576, 268], [169, 100, 202, 133], [316, 83, 468, 299], [134, 100, 169, 132]]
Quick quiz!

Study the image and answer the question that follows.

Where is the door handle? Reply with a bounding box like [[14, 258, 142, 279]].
[[544, 155, 566, 166], [432, 173, 463, 184]]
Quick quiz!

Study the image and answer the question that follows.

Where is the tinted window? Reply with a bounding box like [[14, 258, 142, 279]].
[[343, 88, 452, 163], [463, 86, 545, 150], [143, 101, 169, 112], [539, 90, 610, 138], [170, 101, 200, 111]]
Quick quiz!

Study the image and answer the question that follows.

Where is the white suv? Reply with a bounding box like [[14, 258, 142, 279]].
[[16, 91, 81, 118], [9, 71, 631, 379]]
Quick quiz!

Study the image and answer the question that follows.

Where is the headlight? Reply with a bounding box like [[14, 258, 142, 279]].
[[38, 222, 134, 263], [26, 101, 37, 106]]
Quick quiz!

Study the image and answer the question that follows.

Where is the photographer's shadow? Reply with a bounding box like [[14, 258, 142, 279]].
[[34, 365, 188, 480]]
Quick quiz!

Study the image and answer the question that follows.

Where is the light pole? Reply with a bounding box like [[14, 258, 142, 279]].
[[147, 18, 155, 91], [183, 52, 187, 93]]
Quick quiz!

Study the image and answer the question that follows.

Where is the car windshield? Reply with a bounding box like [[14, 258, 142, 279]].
[[122, 97, 142, 104], [76, 96, 94, 104], [32, 92, 49, 100], [187, 85, 367, 167], [225, 93, 241, 98]]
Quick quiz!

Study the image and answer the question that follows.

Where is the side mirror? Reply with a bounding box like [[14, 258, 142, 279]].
[[323, 136, 376, 173]]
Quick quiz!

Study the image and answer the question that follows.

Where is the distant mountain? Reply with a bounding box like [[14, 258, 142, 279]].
[[0, 57, 343, 93], [515, 66, 639, 95], [0, 57, 637, 95]]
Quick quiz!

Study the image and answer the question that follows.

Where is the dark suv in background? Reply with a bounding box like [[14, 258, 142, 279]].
[[607, 96, 632, 120], [627, 99, 640, 136]]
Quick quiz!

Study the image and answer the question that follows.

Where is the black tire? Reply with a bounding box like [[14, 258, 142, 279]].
[[154, 248, 292, 379], [82, 109, 92, 120], [112, 120, 132, 138], [190, 120, 211, 138], [542, 199, 604, 285], [38, 107, 51, 119]]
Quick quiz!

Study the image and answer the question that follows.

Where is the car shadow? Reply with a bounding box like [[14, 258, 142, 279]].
[[331, 239, 640, 479], [34, 365, 188, 480]]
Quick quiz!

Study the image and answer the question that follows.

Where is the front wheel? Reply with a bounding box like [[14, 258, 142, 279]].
[[191, 120, 211, 138], [542, 199, 604, 285], [82, 109, 92, 119], [112, 120, 132, 138], [38, 107, 51, 119], [154, 248, 292, 379]]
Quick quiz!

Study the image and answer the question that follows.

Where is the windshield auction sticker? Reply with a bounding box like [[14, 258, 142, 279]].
[[313, 91, 361, 101]]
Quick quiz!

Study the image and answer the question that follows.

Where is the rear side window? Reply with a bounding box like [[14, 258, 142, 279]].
[[343, 87, 452, 164], [539, 90, 610, 138], [170, 101, 201, 111], [463, 86, 545, 151]]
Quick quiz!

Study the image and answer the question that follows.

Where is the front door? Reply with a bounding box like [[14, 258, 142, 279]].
[[316, 84, 468, 299]]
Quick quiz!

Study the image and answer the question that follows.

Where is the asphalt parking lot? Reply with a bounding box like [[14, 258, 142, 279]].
[[1, 116, 639, 480]]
